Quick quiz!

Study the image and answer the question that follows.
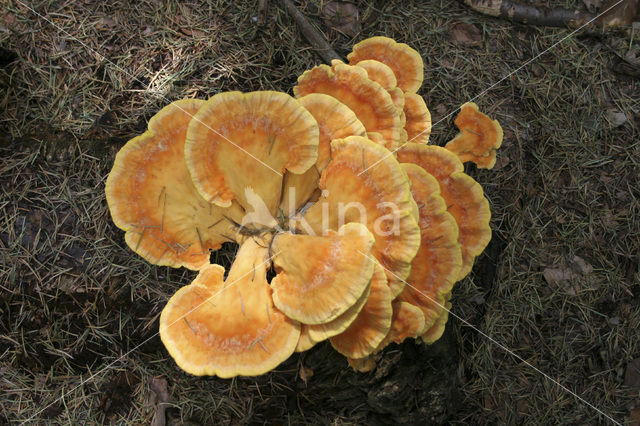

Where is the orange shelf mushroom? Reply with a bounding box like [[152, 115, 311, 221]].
[[445, 102, 503, 169], [159, 239, 300, 377], [346, 301, 425, 372], [347, 36, 424, 93], [280, 93, 366, 216], [300, 136, 421, 297], [397, 143, 491, 280], [295, 279, 372, 352], [105, 99, 243, 270], [404, 93, 431, 145], [294, 62, 402, 151], [395, 163, 462, 334], [270, 222, 376, 324], [185, 91, 319, 214], [106, 35, 504, 378], [330, 263, 393, 359]]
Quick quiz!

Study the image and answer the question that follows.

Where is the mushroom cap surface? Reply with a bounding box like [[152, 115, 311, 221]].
[[330, 263, 393, 359], [445, 102, 503, 169], [271, 222, 376, 324], [185, 91, 318, 213], [396, 163, 462, 332], [302, 136, 421, 295], [159, 239, 300, 377], [348, 36, 424, 93], [404, 93, 431, 145], [105, 99, 241, 270], [281, 94, 367, 216], [397, 144, 491, 280], [294, 63, 402, 151]]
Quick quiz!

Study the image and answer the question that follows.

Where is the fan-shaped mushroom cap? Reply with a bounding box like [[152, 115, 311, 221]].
[[347, 299, 425, 371], [379, 301, 426, 347], [348, 36, 424, 93], [295, 326, 318, 352], [397, 144, 491, 280], [404, 93, 431, 144], [347, 356, 377, 373], [421, 296, 452, 344], [280, 94, 367, 216], [396, 163, 462, 332], [330, 263, 393, 358], [301, 136, 421, 295], [296, 279, 372, 350], [159, 239, 300, 377], [185, 91, 318, 214], [299, 93, 367, 171], [366, 131, 386, 146], [294, 63, 402, 151], [390, 88, 406, 117], [445, 102, 503, 169], [271, 222, 376, 325], [105, 99, 243, 270], [355, 59, 398, 91]]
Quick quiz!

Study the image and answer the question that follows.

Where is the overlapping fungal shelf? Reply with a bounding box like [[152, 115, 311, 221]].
[[106, 36, 503, 377]]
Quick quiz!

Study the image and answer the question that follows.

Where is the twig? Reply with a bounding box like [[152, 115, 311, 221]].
[[279, 0, 342, 63], [460, 0, 594, 28], [460, 0, 639, 28]]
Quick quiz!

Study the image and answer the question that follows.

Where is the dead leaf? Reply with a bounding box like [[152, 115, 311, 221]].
[[606, 109, 628, 127], [570, 255, 593, 275], [542, 267, 575, 285], [596, 0, 640, 28], [450, 22, 482, 47], [180, 28, 206, 37], [322, 2, 360, 37], [98, 17, 117, 29], [542, 256, 595, 295], [299, 364, 314, 385], [492, 155, 510, 170], [150, 377, 171, 426]]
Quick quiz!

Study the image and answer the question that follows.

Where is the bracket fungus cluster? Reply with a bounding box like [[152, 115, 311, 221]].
[[106, 36, 503, 377]]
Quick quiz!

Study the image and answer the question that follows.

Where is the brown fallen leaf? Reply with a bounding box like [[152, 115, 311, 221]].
[[596, 0, 640, 28], [322, 2, 360, 37], [606, 109, 628, 127], [299, 363, 314, 385], [450, 22, 482, 47], [492, 155, 510, 170], [542, 256, 596, 295]]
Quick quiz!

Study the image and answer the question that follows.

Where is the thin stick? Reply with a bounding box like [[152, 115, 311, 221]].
[[465, 128, 483, 137], [258, 340, 270, 354], [196, 226, 204, 253], [279, 0, 342, 63], [135, 228, 146, 250], [184, 318, 197, 334]]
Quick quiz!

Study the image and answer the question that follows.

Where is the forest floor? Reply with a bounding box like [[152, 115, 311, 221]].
[[1, 0, 639, 424]]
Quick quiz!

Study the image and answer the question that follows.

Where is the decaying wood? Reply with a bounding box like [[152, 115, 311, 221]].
[[461, 0, 639, 28], [279, 0, 342, 63]]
